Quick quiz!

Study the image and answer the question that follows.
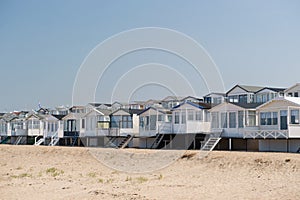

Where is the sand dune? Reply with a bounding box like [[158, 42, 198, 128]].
[[0, 145, 299, 200]]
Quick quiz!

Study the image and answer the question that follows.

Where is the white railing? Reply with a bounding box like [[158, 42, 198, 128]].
[[49, 132, 59, 146], [108, 128, 120, 136], [243, 130, 289, 139], [34, 137, 45, 146], [158, 122, 172, 133]]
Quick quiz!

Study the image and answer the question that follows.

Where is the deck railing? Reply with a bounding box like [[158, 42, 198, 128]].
[[243, 129, 289, 139]]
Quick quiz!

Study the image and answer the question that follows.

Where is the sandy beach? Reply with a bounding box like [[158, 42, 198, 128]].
[[0, 145, 299, 200]]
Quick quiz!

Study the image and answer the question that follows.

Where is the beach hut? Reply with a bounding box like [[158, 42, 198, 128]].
[[82, 108, 111, 147], [209, 101, 262, 151], [106, 108, 142, 148], [61, 112, 86, 146], [138, 107, 172, 148], [244, 97, 300, 152], [146, 101, 211, 150], [9, 111, 28, 145], [0, 114, 8, 144]]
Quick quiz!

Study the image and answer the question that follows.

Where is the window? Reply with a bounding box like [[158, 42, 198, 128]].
[[174, 112, 180, 124], [266, 112, 272, 125], [65, 120, 77, 132], [188, 110, 194, 121], [98, 121, 109, 129], [211, 112, 219, 128], [229, 95, 238, 103], [213, 97, 222, 104], [181, 112, 186, 124], [167, 115, 172, 122], [262, 94, 267, 103], [111, 116, 121, 128], [76, 120, 80, 131], [195, 111, 202, 121], [238, 111, 244, 128], [260, 113, 266, 125], [256, 94, 262, 103], [221, 113, 227, 128], [122, 115, 133, 128], [51, 123, 55, 132], [239, 95, 247, 103], [97, 115, 104, 121], [270, 93, 276, 100], [139, 117, 144, 128], [149, 115, 157, 130], [157, 115, 163, 122], [260, 112, 278, 125], [249, 94, 254, 103], [204, 97, 211, 104], [247, 111, 256, 126], [144, 116, 149, 129], [272, 112, 278, 125], [0, 122, 7, 133], [295, 92, 299, 97], [28, 120, 40, 129], [64, 120, 68, 131], [290, 110, 299, 124], [229, 112, 236, 128]]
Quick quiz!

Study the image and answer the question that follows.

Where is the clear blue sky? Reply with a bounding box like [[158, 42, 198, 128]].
[[0, 0, 299, 111]]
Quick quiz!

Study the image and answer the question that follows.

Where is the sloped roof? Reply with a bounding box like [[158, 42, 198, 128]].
[[88, 103, 102, 108], [181, 96, 203, 102], [138, 107, 171, 115], [26, 113, 44, 120], [239, 85, 264, 92], [203, 92, 226, 97], [255, 87, 286, 93], [128, 109, 144, 115], [231, 102, 263, 109], [172, 101, 211, 110], [161, 96, 184, 102], [89, 103, 112, 108], [62, 113, 85, 120], [284, 83, 300, 93], [257, 97, 300, 109], [111, 108, 144, 115], [227, 84, 264, 95], [95, 108, 112, 115], [52, 114, 67, 120]]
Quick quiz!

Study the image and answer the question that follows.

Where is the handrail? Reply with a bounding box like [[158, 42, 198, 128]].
[[49, 131, 59, 146]]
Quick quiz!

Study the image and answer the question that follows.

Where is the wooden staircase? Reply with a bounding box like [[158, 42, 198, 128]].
[[200, 137, 221, 151], [198, 133, 221, 159], [14, 136, 23, 145], [117, 135, 133, 149], [104, 137, 118, 148], [150, 134, 164, 149]]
